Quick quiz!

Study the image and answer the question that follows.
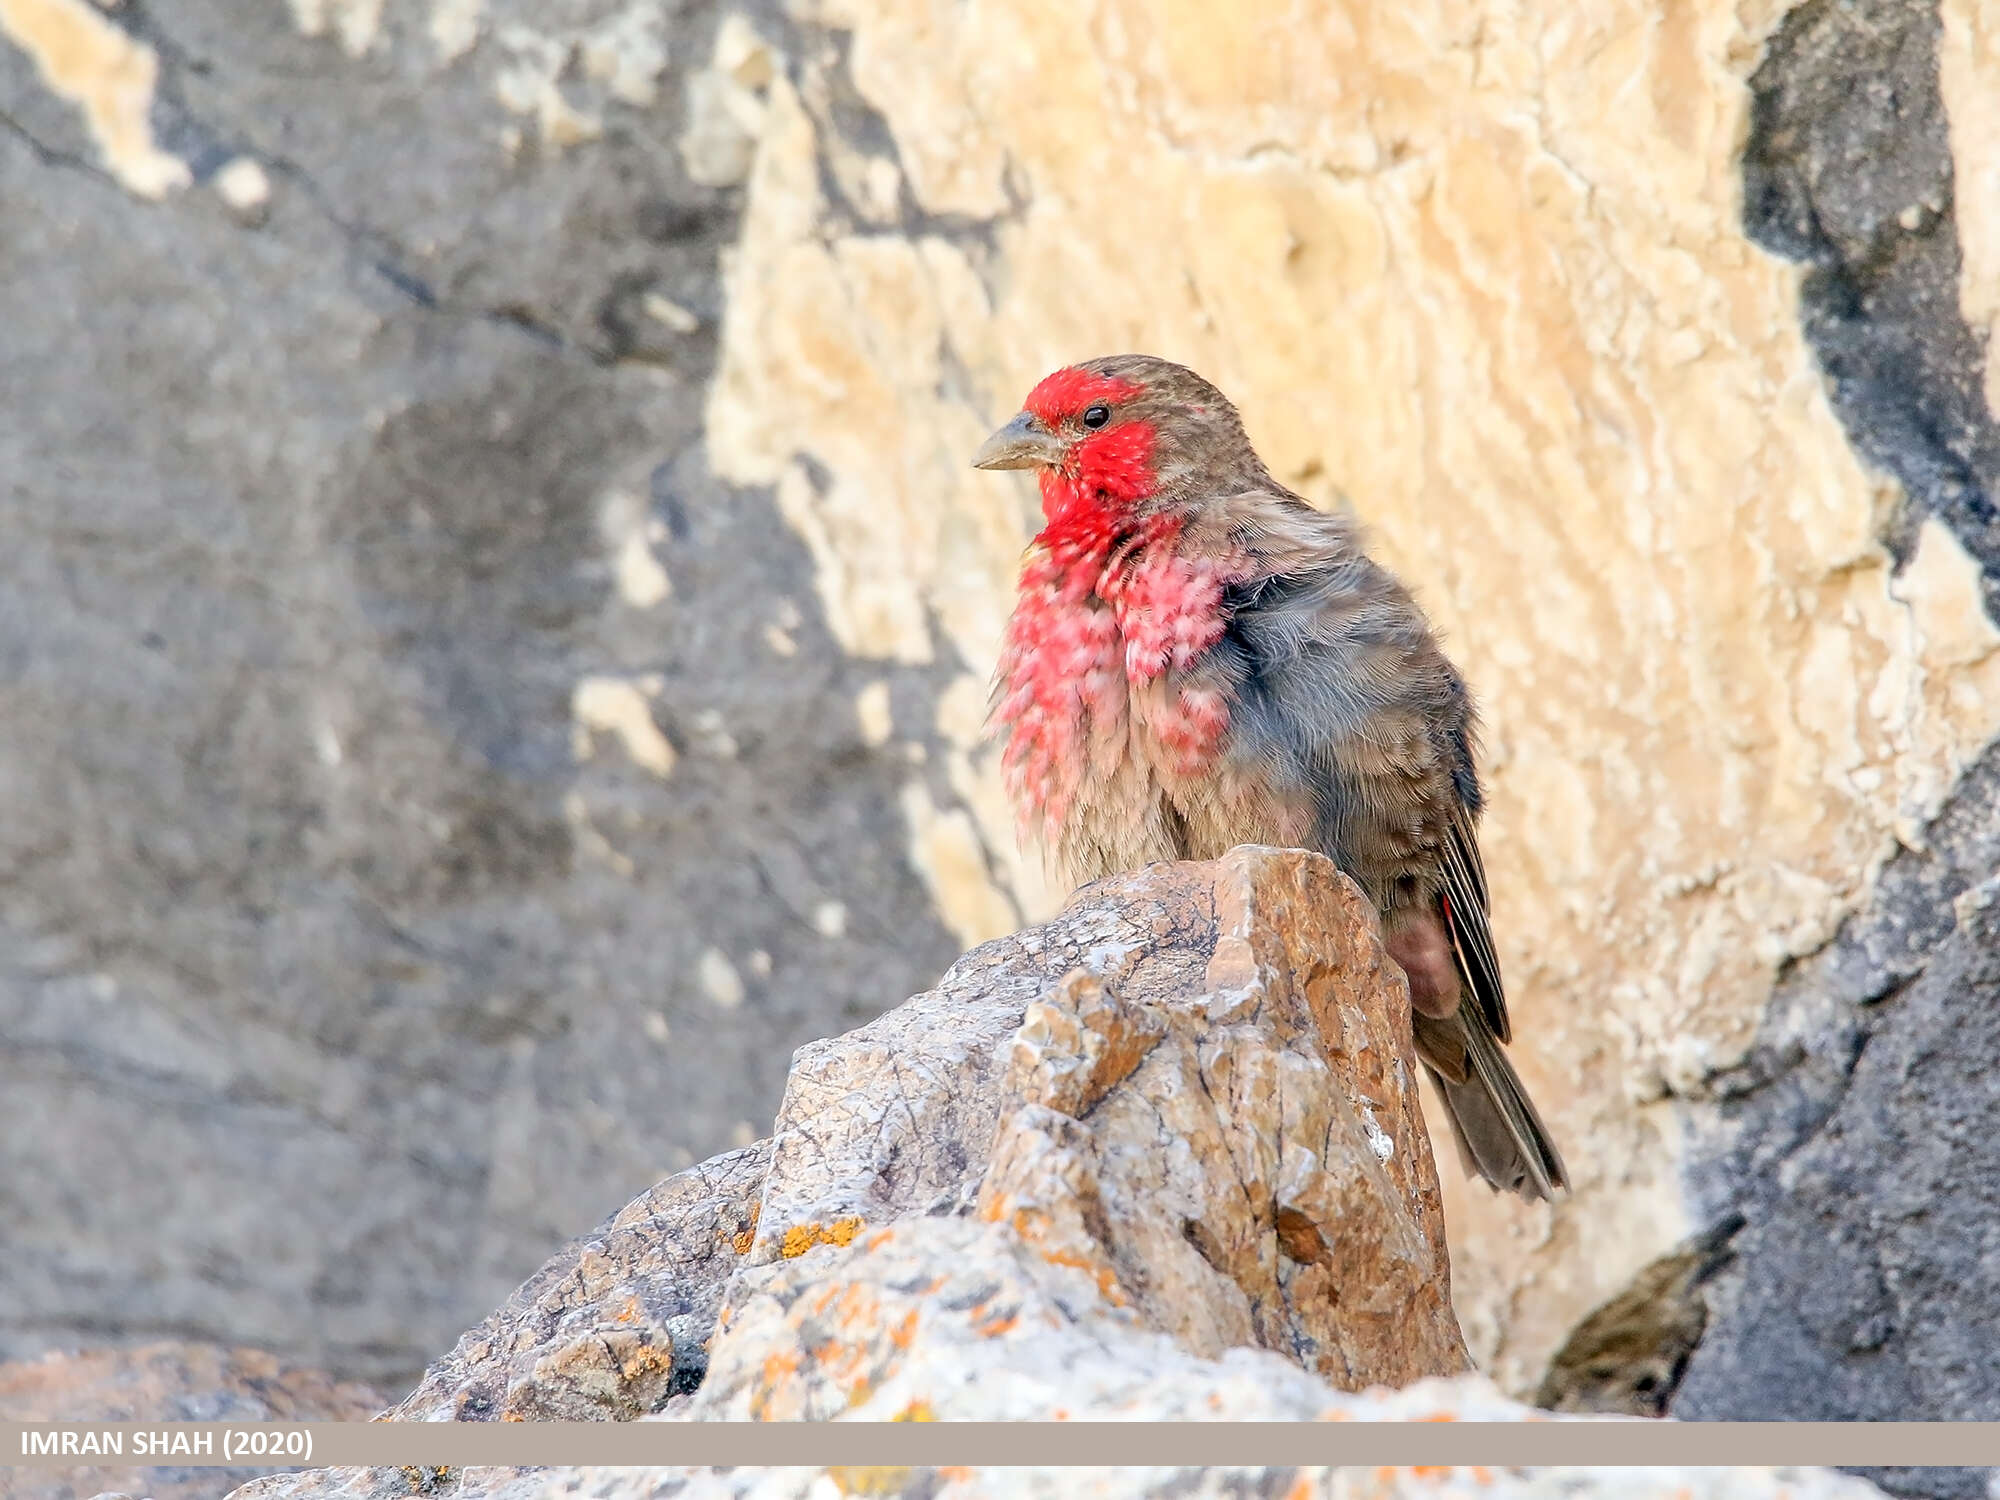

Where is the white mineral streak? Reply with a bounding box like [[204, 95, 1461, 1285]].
[[571, 675, 677, 779], [0, 0, 190, 198], [1939, 0, 2000, 417], [285, 0, 384, 57]]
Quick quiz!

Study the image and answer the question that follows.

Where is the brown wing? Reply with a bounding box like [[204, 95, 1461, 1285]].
[[1437, 808, 1509, 1043], [1213, 489, 1567, 1198]]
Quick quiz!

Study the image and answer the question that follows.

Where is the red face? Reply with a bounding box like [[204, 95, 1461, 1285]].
[[971, 367, 1159, 516]]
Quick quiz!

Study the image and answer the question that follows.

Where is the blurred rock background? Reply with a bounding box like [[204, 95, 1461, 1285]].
[[3, 0, 1999, 1464]]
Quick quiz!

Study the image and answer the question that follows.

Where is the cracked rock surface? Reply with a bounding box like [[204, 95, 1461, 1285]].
[[358, 848, 1467, 1433], [0, 0, 958, 1388]]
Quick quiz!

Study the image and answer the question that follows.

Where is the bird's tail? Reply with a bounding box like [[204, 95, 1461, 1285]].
[[1416, 1006, 1568, 1202]]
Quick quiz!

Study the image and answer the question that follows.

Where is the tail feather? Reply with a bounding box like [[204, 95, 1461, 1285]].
[[1423, 1005, 1568, 1202]]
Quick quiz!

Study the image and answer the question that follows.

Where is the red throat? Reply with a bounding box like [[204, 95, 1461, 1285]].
[[988, 372, 1242, 841]]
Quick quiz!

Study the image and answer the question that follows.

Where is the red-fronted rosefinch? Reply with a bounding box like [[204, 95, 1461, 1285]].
[[974, 354, 1567, 1200]]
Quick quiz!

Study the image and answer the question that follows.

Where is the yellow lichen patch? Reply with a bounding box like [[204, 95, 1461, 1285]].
[[779, 1223, 818, 1258], [826, 1469, 915, 1498], [0, 0, 188, 198], [777, 1214, 868, 1259], [898, 1401, 940, 1423]]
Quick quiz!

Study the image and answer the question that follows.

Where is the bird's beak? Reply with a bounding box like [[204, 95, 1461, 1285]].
[[971, 411, 1066, 471]]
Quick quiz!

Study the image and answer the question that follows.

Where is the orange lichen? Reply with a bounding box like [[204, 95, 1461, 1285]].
[[895, 1399, 938, 1422], [729, 1201, 761, 1256], [865, 1227, 896, 1252], [833, 1282, 878, 1332], [779, 1216, 867, 1258], [760, 1348, 800, 1389], [614, 1296, 640, 1324], [890, 1309, 921, 1349], [973, 1310, 1018, 1338], [1283, 1478, 1316, 1500]]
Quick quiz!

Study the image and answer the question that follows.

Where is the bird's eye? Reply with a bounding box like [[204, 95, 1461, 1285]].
[[1082, 404, 1111, 429]]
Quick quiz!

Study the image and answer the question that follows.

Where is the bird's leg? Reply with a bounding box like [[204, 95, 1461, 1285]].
[[1383, 909, 1463, 1020]]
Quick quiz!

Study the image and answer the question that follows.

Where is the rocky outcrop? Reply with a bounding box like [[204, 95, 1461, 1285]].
[[218, 846, 1880, 1500], [382, 847, 1466, 1428], [390, 1145, 768, 1421], [10, 0, 2000, 1452], [0, 1342, 385, 1500], [235, 1466, 1894, 1500]]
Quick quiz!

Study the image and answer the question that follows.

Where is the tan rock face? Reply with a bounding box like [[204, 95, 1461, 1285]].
[[1941, 0, 2000, 417], [702, 0, 2000, 1386]]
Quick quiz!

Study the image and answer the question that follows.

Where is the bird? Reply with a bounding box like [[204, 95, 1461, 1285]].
[[971, 353, 1568, 1201]]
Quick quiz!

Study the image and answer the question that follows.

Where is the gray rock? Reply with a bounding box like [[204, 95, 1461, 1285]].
[[1669, 8, 2000, 1493], [388, 1142, 769, 1421], [0, 0, 959, 1389], [0, 1340, 385, 1500]]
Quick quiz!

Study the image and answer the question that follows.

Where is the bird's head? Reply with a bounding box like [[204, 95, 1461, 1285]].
[[971, 355, 1264, 526]]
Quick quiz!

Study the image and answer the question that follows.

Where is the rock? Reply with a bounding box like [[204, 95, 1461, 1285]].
[[696, 0, 2000, 1409], [230, 1456, 1896, 1500], [0, 0, 960, 1389], [1671, 4, 2000, 1487], [0, 1341, 385, 1500], [389, 1143, 768, 1421], [703, 845, 1467, 1414], [9, 0, 2000, 1452], [371, 848, 1462, 1428]]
